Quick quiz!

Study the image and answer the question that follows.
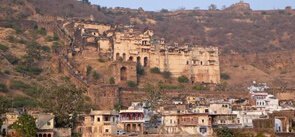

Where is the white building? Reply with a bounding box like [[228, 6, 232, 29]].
[[256, 95, 281, 112], [233, 110, 267, 128]]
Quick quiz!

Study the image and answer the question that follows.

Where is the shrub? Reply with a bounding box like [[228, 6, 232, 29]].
[[0, 83, 8, 92], [0, 44, 9, 52], [45, 36, 53, 42], [98, 58, 107, 63], [92, 71, 101, 80], [36, 27, 47, 36], [161, 71, 171, 79], [23, 86, 42, 97], [221, 73, 230, 80], [193, 85, 208, 91], [53, 33, 59, 41], [109, 77, 115, 84], [127, 81, 137, 88], [10, 80, 30, 90], [86, 65, 92, 76], [177, 75, 189, 83], [41, 46, 51, 53], [12, 97, 38, 108], [52, 42, 60, 53], [150, 67, 161, 74], [4, 54, 19, 65], [215, 127, 234, 137], [15, 65, 42, 75]]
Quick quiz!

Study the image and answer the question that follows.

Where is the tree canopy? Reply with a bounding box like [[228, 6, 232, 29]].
[[11, 114, 37, 137]]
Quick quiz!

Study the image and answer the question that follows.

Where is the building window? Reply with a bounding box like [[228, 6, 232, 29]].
[[200, 127, 207, 134], [104, 116, 110, 121], [97, 117, 100, 122], [47, 122, 51, 126], [105, 129, 109, 133], [202, 119, 204, 123]]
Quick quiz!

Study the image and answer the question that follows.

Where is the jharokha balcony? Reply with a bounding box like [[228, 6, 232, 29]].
[[119, 111, 145, 123]]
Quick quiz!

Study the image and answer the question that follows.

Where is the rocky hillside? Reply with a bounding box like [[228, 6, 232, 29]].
[[1, 0, 295, 93]]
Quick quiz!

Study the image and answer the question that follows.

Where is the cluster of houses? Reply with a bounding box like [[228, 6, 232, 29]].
[[73, 82, 295, 136], [1, 82, 295, 137]]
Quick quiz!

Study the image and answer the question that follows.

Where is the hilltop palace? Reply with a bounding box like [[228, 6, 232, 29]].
[[71, 22, 220, 84]]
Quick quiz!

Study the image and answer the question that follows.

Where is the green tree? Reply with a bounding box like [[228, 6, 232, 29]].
[[11, 114, 37, 137], [209, 4, 217, 10], [144, 84, 161, 109], [127, 81, 137, 88], [177, 75, 189, 83], [221, 73, 230, 80], [0, 83, 8, 93], [86, 65, 92, 76], [215, 127, 234, 137], [109, 77, 115, 84], [0, 96, 10, 114], [150, 67, 161, 74], [40, 83, 88, 127], [92, 71, 101, 80], [161, 71, 171, 79]]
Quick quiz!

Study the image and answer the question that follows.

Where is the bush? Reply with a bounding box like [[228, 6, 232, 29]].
[[86, 65, 92, 76], [10, 80, 30, 90], [12, 97, 38, 108], [0, 44, 9, 52], [162, 71, 171, 79], [127, 81, 137, 88], [150, 67, 161, 74], [177, 75, 189, 83], [109, 77, 115, 84], [53, 33, 59, 41], [23, 86, 42, 97], [0, 83, 8, 92], [45, 36, 53, 42], [98, 58, 107, 62], [92, 71, 101, 80], [215, 127, 234, 137], [221, 73, 230, 80], [36, 27, 47, 36], [192, 85, 208, 91], [4, 54, 19, 65], [41, 46, 51, 53], [15, 65, 42, 75]]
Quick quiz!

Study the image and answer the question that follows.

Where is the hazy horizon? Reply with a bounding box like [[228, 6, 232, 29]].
[[89, 0, 295, 11]]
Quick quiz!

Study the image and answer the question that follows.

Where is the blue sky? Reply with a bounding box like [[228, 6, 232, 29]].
[[89, 0, 295, 11]]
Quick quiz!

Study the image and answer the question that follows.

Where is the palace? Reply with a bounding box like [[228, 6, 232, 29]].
[[73, 22, 220, 84]]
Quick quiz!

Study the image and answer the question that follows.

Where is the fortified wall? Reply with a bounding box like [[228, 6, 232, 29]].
[[71, 22, 220, 84]]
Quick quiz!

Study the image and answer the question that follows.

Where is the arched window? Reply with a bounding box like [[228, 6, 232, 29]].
[[129, 56, 134, 61], [144, 57, 148, 67], [116, 53, 120, 60], [137, 56, 141, 64], [48, 134, 52, 137], [120, 67, 127, 81]]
